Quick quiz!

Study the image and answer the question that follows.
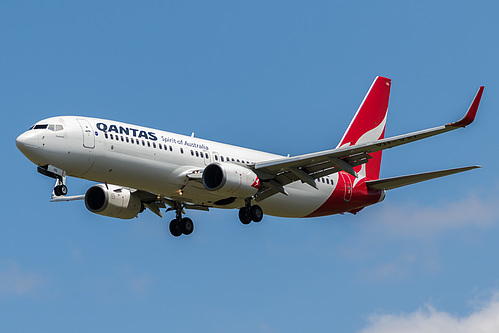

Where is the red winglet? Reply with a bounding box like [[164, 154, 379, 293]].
[[450, 86, 484, 127]]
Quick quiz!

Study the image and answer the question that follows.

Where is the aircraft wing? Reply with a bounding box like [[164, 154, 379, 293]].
[[252, 86, 483, 201]]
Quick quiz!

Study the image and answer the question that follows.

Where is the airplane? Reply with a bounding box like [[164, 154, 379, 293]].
[[16, 77, 484, 237]]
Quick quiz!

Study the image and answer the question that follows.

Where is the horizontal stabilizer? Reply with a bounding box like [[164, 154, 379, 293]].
[[366, 166, 481, 191]]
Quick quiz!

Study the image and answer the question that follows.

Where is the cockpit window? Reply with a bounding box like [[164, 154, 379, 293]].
[[30, 124, 64, 131]]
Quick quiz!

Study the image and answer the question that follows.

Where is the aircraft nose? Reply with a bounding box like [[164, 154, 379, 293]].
[[16, 131, 40, 156]]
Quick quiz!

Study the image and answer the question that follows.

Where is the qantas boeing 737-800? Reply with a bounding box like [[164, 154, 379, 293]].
[[16, 77, 484, 237]]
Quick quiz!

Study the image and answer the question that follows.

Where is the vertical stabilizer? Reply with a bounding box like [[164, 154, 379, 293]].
[[337, 76, 391, 180]]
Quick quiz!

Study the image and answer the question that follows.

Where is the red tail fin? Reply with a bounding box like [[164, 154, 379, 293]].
[[337, 76, 391, 180]]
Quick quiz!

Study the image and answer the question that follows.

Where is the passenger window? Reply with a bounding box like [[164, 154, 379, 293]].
[[180, 148, 184, 154], [110, 134, 114, 139], [215, 155, 218, 161], [221, 156, 224, 162], [121, 136, 124, 142], [126, 137, 129, 143], [142, 140, 145, 146], [205, 153, 209, 159], [147, 141, 150, 147], [159, 144, 162, 149], [169, 146, 173, 151], [153, 142, 156, 148], [131, 138, 134, 144], [195, 151, 199, 157], [191, 150, 194, 156], [105, 133, 108, 139]]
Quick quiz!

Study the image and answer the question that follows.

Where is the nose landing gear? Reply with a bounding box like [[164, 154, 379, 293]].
[[37, 165, 68, 197], [54, 184, 68, 196]]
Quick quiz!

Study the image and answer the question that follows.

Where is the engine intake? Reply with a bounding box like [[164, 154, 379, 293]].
[[85, 184, 142, 219], [202, 162, 260, 197]]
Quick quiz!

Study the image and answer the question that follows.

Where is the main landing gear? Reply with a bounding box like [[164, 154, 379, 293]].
[[239, 199, 263, 225], [169, 217, 194, 237], [169, 203, 194, 237], [167, 199, 264, 236]]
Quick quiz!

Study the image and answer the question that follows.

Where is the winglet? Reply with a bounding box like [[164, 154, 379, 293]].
[[450, 86, 484, 128]]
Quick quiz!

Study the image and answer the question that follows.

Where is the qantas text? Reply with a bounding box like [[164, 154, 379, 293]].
[[96, 123, 157, 141]]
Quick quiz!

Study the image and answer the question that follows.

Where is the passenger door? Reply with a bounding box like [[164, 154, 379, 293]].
[[76, 119, 95, 149]]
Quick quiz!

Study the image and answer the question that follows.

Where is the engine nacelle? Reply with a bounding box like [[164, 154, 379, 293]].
[[202, 162, 260, 197], [84, 184, 142, 219]]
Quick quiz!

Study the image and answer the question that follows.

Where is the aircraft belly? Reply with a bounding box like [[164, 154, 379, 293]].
[[64, 148, 95, 177], [78, 150, 181, 195], [63, 141, 342, 218], [176, 186, 246, 208], [176, 175, 341, 216], [259, 179, 337, 218]]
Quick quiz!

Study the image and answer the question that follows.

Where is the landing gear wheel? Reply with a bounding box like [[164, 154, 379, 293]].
[[169, 219, 182, 237], [239, 208, 252, 224], [181, 217, 194, 235], [250, 205, 263, 222], [54, 184, 67, 196], [59, 185, 68, 195]]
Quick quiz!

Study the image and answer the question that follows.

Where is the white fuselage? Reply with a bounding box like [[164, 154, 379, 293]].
[[17, 116, 341, 218]]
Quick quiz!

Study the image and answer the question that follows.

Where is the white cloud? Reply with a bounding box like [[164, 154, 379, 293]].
[[0, 261, 44, 297], [369, 192, 498, 239], [336, 191, 499, 282], [360, 294, 499, 333]]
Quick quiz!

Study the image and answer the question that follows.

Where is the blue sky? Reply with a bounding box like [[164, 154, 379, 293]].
[[2, 1, 499, 332]]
